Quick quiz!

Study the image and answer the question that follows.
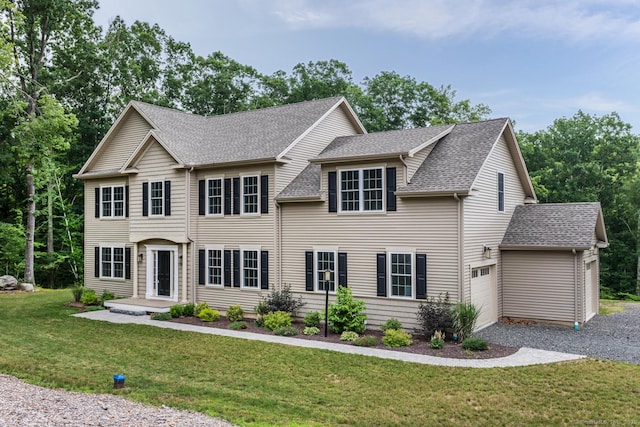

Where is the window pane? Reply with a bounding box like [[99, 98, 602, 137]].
[[316, 251, 335, 292], [208, 179, 222, 215], [113, 247, 124, 278], [363, 168, 383, 211], [101, 247, 111, 277], [151, 182, 163, 215], [208, 249, 222, 285], [340, 170, 359, 211], [243, 250, 258, 287], [101, 187, 112, 217], [243, 176, 258, 214], [113, 186, 124, 217], [390, 253, 412, 297]]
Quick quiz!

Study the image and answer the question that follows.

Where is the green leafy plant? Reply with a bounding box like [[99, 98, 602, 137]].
[[80, 288, 99, 306], [273, 325, 298, 336], [169, 304, 184, 318], [263, 311, 292, 331], [229, 321, 248, 330], [415, 292, 452, 339], [197, 308, 220, 322], [151, 312, 172, 321], [328, 286, 367, 334], [101, 289, 115, 302], [430, 330, 445, 349], [451, 302, 481, 342], [226, 305, 244, 322], [303, 326, 320, 335], [382, 329, 413, 347], [182, 303, 195, 317], [194, 302, 210, 317], [381, 318, 403, 332], [303, 311, 321, 328], [461, 337, 489, 351], [260, 284, 305, 316], [71, 285, 84, 303], [340, 331, 359, 342], [352, 336, 379, 347], [254, 317, 265, 327]]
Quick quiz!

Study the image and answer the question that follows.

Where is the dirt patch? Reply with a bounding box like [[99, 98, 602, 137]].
[[169, 316, 519, 360]]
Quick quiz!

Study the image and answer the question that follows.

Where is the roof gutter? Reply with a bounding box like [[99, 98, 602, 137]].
[[186, 157, 283, 170], [309, 152, 409, 165]]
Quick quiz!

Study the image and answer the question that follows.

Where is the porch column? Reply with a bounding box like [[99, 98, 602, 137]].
[[181, 243, 187, 302], [132, 244, 138, 298]]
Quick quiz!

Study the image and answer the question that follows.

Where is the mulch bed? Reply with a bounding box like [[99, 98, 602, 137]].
[[169, 316, 519, 360]]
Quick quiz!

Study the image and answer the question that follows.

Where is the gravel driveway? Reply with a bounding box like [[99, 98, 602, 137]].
[[477, 302, 640, 364]]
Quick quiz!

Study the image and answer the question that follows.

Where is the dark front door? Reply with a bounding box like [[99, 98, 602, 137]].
[[157, 250, 171, 297]]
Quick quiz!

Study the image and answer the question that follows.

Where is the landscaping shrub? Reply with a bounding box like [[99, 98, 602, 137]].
[[303, 326, 320, 335], [328, 286, 367, 334], [229, 321, 248, 330], [273, 325, 298, 336], [151, 312, 172, 321], [340, 331, 359, 342], [430, 330, 445, 349], [182, 303, 195, 317], [381, 318, 403, 332], [226, 304, 244, 322], [352, 336, 378, 347], [71, 285, 84, 303], [382, 329, 413, 347], [101, 289, 115, 303], [254, 317, 265, 327], [461, 337, 489, 351], [618, 292, 640, 302], [263, 311, 292, 331], [415, 292, 452, 339], [169, 304, 184, 318], [80, 288, 99, 306], [451, 302, 480, 342], [194, 302, 209, 317], [198, 308, 220, 322], [261, 284, 305, 315], [303, 311, 321, 328]]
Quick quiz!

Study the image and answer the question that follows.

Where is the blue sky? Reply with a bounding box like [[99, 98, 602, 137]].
[[93, 0, 640, 133]]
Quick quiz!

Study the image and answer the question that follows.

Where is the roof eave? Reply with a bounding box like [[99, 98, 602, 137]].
[[499, 244, 593, 251], [310, 152, 409, 165], [73, 169, 123, 180], [190, 157, 281, 170], [275, 195, 325, 203], [397, 189, 470, 198]]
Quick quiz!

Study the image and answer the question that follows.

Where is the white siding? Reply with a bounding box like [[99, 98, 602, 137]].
[[502, 251, 582, 323], [463, 134, 526, 319]]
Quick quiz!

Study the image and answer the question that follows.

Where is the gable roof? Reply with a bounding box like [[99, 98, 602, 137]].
[[500, 202, 608, 250], [76, 97, 364, 177]]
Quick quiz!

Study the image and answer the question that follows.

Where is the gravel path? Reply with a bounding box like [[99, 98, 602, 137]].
[[478, 302, 640, 364], [0, 374, 234, 427]]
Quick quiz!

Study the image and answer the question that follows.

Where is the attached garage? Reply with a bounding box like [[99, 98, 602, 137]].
[[500, 203, 607, 325], [470, 265, 498, 329]]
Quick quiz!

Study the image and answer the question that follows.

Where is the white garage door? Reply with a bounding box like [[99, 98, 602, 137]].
[[585, 261, 598, 320], [470, 265, 498, 329]]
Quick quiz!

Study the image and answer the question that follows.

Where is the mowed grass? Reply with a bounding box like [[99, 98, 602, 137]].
[[1, 291, 639, 426]]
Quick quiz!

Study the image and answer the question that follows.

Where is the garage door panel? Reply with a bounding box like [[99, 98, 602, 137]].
[[470, 265, 497, 329]]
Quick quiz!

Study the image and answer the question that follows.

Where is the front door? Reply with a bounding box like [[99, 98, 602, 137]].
[[157, 250, 171, 296]]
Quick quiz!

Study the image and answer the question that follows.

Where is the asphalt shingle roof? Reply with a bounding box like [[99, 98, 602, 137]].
[[501, 202, 603, 249], [132, 97, 345, 165], [276, 164, 322, 200]]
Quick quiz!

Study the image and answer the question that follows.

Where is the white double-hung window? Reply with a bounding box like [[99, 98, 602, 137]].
[[339, 167, 384, 212]]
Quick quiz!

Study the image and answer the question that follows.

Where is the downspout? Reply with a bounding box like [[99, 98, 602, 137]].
[[274, 199, 283, 290], [454, 193, 463, 302], [187, 166, 195, 303], [573, 249, 578, 324], [399, 155, 409, 184]]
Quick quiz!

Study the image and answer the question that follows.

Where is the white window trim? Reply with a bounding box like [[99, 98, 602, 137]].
[[205, 245, 224, 287], [314, 249, 337, 293], [338, 167, 385, 213], [240, 246, 261, 289], [240, 175, 260, 216], [206, 177, 224, 217], [99, 245, 126, 280], [388, 251, 415, 299], [149, 180, 165, 217], [145, 244, 179, 301], [100, 185, 126, 219], [497, 171, 505, 213]]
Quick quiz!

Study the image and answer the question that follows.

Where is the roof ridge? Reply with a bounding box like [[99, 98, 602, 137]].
[[131, 101, 203, 118], [203, 96, 344, 120]]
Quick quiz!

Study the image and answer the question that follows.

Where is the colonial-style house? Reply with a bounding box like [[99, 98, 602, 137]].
[[74, 96, 607, 330]]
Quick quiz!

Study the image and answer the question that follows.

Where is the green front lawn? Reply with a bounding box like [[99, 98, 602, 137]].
[[1, 290, 639, 426]]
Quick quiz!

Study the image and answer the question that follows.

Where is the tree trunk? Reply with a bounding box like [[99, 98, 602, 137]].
[[24, 163, 35, 284], [48, 180, 54, 287]]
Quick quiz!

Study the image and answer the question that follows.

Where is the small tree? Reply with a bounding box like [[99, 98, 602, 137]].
[[328, 286, 367, 334]]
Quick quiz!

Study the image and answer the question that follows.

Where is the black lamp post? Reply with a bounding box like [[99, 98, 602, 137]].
[[323, 269, 332, 337]]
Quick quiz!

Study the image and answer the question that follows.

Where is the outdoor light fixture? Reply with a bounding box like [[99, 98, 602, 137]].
[[138, 253, 144, 263], [323, 269, 332, 337], [483, 245, 492, 259]]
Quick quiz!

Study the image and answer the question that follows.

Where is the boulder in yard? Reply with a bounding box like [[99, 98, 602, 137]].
[[0, 275, 18, 290], [19, 283, 35, 292]]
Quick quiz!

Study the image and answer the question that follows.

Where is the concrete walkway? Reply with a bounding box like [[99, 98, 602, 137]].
[[74, 310, 585, 368]]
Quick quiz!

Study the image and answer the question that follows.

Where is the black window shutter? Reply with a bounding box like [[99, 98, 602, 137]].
[[386, 167, 397, 212], [224, 178, 232, 215], [94, 247, 100, 277], [261, 250, 269, 289], [142, 182, 149, 216], [224, 250, 231, 287], [95, 188, 100, 218], [125, 247, 131, 279], [125, 185, 129, 217], [198, 180, 205, 215], [416, 253, 427, 299], [260, 175, 269, 214], [164, 180, 171, 216], [232, 177, 240, 215], [328, 171, 337, 212], [338, 252, 347, 288], [233, 250, 240, 287], [305, 251, 314, 291], [376, 253, 387, 297], [198, 249, 205, 285]]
